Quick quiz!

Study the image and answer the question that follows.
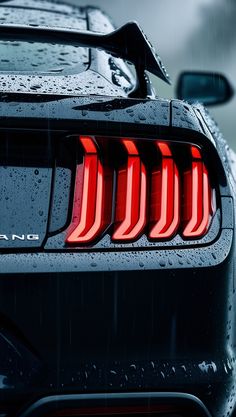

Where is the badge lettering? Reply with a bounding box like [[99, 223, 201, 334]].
[[0, 234, 40, 241]]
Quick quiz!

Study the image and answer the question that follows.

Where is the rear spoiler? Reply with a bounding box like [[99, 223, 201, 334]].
[[0, 22, 170, 84]]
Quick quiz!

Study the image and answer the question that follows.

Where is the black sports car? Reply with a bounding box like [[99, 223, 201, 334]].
[[0, 1, 236, 417]]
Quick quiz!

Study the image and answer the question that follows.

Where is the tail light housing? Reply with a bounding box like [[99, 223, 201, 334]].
[[66, 136, 216, 245]]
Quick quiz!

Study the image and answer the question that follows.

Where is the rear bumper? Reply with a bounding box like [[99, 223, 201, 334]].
[[0, 226, 235, 416]]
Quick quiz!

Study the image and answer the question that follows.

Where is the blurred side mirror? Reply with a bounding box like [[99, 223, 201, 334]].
[[176, 71, 234, 106]]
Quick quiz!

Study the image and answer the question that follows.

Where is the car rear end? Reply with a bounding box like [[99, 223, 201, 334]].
[[0, 93, 235, 417], [0, 1, 236, 417]]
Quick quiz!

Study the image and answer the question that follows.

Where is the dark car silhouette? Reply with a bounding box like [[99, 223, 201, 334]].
[[0, 1, 235, 417]]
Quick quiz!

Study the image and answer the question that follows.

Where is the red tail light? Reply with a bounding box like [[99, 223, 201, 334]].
[[66, 136, 112, 244], [183, 145, 213, 238], [66, 137, 215, 245], [149, 142, 180, 239], [112, 139, 147, 241]]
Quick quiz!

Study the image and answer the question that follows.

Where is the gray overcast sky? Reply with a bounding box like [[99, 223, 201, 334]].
[[64, 0, 213, 55], [63, 0, 236, 149]]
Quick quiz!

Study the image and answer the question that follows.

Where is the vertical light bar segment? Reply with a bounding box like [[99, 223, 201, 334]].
[[66, 136, 111, 244], [183, 145, 212, 238], [149, 141, 180, 239], [112, 139, 147, 241]]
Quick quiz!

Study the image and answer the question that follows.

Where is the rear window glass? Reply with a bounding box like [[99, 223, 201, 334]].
[[0, 40, 89, 74]]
